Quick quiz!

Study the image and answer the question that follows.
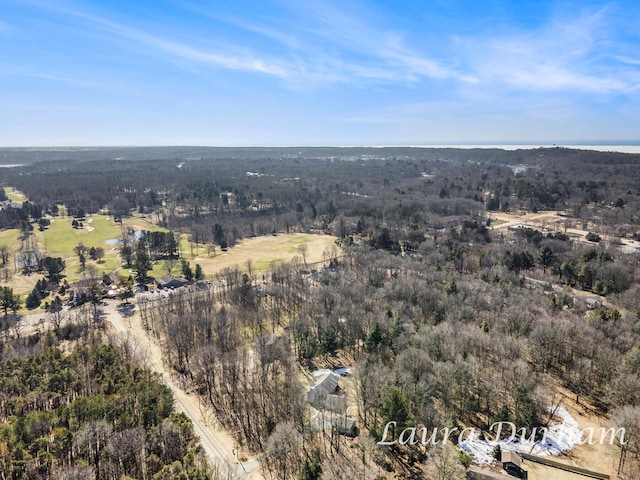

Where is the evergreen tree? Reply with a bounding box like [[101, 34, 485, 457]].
[[134, 249, 152, 285], [181, 260, 194, 282], [380, 387, 411, 440], [26, 289, 41, 309], [194, 263, 204, 281]]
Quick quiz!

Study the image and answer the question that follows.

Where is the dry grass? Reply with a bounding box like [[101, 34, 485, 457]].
[[152, 233, 338, 278]]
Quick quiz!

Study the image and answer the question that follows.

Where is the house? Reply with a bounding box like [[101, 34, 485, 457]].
[[71, 278, 102, 290], [307, 373, 346, 413], [0, 201, 23, 210], [502, 451, 526, 478], [15, 250, 42, 272], [156, 275, 189, 289]]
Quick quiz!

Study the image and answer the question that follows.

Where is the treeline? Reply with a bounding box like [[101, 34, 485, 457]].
[[2, 146, 640, 477], [0, 202, 46, 231]]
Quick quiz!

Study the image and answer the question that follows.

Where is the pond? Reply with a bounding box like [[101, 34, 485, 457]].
[[105, 230, 145, 245]]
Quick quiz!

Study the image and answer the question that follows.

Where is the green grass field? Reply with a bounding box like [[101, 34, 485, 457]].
[[3, 187, 25, 203], [286, 236, 312, 244], [44, 216, 121, 256], [0, 202, 336, 301], [40, 215, 169, 282], [254, 257, 286, 270], [489, 218, 508, 226]]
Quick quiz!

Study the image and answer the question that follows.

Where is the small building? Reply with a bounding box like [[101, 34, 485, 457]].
[[502, 451, 526, 478], [0, 201, 23, 210], [71, 278, 101, 291], [156, 275, 189, 289], [15, 250, 42, 273], [585, 297, 602, 309], [467, 466, 509, 480], [311, 412, 357, 437], [332, 414, 357, 437]]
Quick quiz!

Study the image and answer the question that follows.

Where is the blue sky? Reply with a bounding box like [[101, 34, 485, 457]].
[[1, 0, 640, 146]]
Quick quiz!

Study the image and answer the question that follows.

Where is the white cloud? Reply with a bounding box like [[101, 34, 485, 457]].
[[178, 0, 471, 86], [614, 56, 640, 66], [12, 0, 640, 96], [464, 7, 639, 94], [274, 0, 470, 83]]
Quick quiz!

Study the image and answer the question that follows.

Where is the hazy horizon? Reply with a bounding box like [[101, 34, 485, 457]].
[[3, 143, 640, 155]]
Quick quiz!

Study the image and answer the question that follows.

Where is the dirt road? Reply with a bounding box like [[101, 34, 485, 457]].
[[105, 299, 263, 478], [23, 302, 263, 479]]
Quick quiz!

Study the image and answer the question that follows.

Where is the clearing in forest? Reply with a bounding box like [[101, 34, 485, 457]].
[[151, 233, 338, 278]]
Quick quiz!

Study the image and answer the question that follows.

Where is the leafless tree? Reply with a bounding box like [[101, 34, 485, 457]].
[[264, 422, 302, 480], [424, 443, 466, 480], [54, 465, 96, 480]]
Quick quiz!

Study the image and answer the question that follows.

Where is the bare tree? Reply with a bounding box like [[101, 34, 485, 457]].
[[264, 422, 302, 480], [424, 443, 467, 480], [54, 465, 96, 480], [164, 258, 178, 276], [297, 243, 308, 265], [613, 406, 640, 478]]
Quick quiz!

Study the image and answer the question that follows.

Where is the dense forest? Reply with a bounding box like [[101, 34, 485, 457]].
[[3, 146, 640, 248], [1, 146, 640, 479], [0, 318, 211, 480]]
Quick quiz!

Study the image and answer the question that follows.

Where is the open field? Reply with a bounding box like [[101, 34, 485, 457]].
[[1, 208, 337, 300], [3, 187, 25, 203], [0, 213, 169, 298], [195, 233, 336, 276], [549, 392, 620, 480], [151, 232, 338, 279], [0, 228, 40, 296], [471, 387, 621, 480], [44, 216, 123, 256], [41, 215, 168, 283], [0, 227, 21, 248]]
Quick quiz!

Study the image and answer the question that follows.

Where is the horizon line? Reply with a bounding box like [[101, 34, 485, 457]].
[[2, 141, 640, 153]]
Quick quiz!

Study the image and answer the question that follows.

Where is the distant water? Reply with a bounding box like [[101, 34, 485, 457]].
[[105, 230, 145, 245], [410, 144, 640, 154]]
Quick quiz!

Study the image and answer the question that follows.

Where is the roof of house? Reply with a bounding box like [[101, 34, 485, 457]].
[[331, 414, 356, 431], [314, 373, 339, 394], [468, 466, 510, 480], [501, 450, 522, 467], [308, 373, 346, 413], [71, 278, 102, 290], [310, 412, 356, 436]]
